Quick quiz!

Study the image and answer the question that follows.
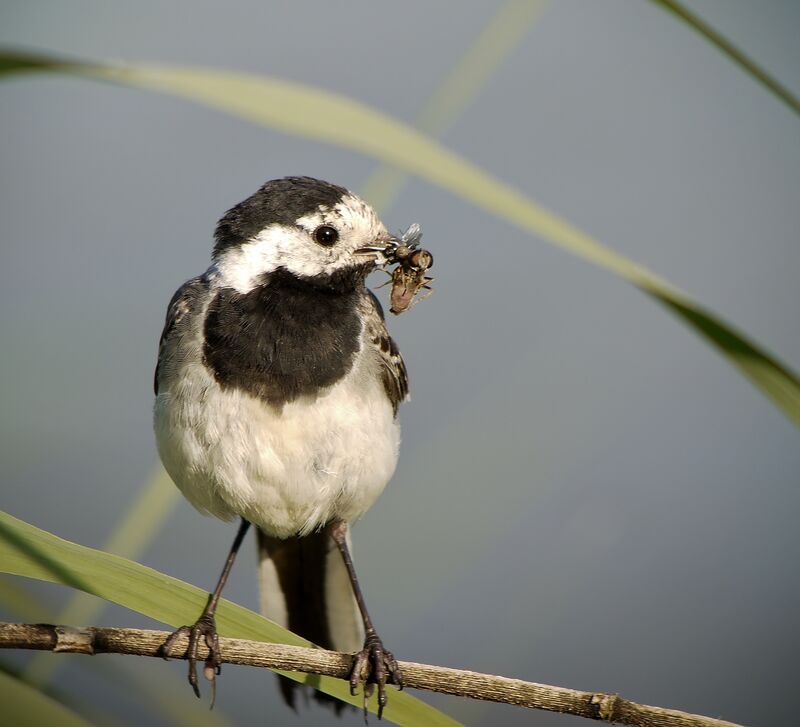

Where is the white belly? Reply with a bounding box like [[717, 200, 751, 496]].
[[154, 356, 400, 538]]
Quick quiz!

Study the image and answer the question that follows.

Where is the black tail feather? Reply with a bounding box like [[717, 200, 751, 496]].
[[258, 527, 355, 715]]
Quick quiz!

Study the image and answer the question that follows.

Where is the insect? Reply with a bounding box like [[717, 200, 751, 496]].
[[381, 224, 435, 315]]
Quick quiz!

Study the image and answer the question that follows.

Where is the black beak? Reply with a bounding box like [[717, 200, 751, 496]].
[[354, 243, 393, 265]]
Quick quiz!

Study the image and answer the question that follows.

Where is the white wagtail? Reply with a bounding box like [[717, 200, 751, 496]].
[[154, 177, 414, 716]]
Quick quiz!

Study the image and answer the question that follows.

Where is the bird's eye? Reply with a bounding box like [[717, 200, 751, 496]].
[[313, 225, 339, 247]]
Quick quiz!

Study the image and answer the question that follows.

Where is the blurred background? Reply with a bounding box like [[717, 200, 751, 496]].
[[1, 1, 799, 725]]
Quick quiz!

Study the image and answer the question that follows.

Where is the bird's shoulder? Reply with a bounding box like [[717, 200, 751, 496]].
[[361, 290, 409, 415]]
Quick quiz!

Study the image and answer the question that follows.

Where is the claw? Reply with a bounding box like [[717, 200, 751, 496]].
[[160, 613, 222, 704], [349, 633, 403, 720]]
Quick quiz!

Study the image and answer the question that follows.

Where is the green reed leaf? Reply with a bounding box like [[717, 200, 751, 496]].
[[0, 512, 460, 727]]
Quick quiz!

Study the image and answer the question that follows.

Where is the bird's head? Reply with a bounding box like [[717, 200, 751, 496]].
[[211, 176, 393, 293]]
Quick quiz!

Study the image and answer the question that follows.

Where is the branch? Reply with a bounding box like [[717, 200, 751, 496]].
[[0, 622, 743, 727]]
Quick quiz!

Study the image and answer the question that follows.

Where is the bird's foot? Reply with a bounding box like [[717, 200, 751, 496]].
[[160, 611, 222, 706], [350, 632, 403, 720]]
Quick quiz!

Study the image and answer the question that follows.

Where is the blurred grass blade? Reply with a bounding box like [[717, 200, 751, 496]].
[[0, 51, 798, 427], [651, 0, 800, 117], [362, 0, 547, 212], [93, 467, 178, 565], [25, 465, 179, 686], [0, 668, 93, 727], [0, 577, 51, 623], [1, 661, 131, 727], [0, 511, 460, 727]]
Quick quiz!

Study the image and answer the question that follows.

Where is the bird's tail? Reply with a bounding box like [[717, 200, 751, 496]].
[[257, 525, 363, 712]]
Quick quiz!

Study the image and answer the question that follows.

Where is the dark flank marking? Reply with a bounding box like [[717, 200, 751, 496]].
[[213, 177, 349, 257], [154, 275, 209, 395], [381, 335, 408, 411], [366, 290, 409, 414], [203, 267, 364, 407]]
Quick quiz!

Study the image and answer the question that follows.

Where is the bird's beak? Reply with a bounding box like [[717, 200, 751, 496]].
[[354, 241, 394, 266]]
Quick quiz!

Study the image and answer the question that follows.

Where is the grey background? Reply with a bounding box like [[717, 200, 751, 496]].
[[1, 1, 799, 725]]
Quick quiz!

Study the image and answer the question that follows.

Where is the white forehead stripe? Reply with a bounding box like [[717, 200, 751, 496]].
[[294, 194, 385, 237], [336, 194, 384, 236], [294, 209, 328, 233]]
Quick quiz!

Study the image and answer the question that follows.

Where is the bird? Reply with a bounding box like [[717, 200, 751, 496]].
[[153, 176, 411, 717]]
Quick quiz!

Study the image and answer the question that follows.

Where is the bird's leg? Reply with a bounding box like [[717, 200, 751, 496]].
[[329, 520, 402, 720], [161, 518, 251, 705]]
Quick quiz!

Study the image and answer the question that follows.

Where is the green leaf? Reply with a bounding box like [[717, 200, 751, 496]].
[[650, 0, 800, 118], [0, 511, 461, 727], [1, 49, 797, 426], [0, 579, 235, 727], [0, 668, 93, 727], [0, 660, 132, 727], [24, 466, 180, 686]]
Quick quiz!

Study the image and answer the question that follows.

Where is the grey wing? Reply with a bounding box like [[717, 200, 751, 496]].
[[364, 290, 409, 415], [154, 275, 208, 395]]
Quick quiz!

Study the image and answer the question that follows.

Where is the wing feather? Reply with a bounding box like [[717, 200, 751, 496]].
[[363, 290, 408, 414], [154, 275, 207, 395]]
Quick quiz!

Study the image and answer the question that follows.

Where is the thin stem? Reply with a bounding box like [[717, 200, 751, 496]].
[[0, 622, 745, 727]]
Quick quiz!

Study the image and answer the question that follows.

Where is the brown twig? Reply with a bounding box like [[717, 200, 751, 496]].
[[0, 622, 744, 727]]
